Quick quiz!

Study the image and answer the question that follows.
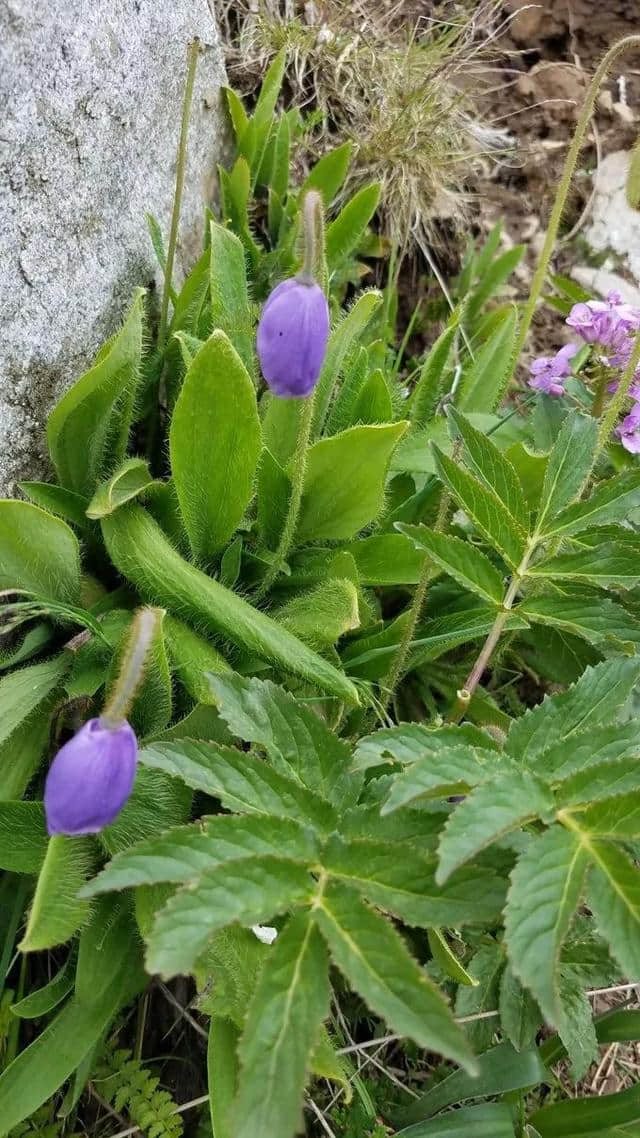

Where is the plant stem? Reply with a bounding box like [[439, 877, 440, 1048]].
[[591, 366, 609, 419], [158, 38, 200, 348], [301, 190, 324, 282], [597, 333, 640, 456], [448, 538, 537, 723], [515, 35, 640, 359], [101, 607, 161, 727], [255, 394, 316, 601]]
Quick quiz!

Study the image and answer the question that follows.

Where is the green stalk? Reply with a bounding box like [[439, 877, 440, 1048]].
[[591, 365, 610, 419], [515, 35, 640, 359], [255, 392, 315, 601], [597, 334, 640, 456], [101, 504, 359, 704], [101, 607, 162, 727], [158, 38, 200, 348]]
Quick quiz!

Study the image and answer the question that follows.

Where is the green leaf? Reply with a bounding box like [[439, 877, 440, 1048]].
[[208, 1016, 239, 1138], [11, 953, 75, 1019], [274, 578, 360, 649], [410, 324, 457, 429], [316, 882, 476, 1072], [84, 814, 317, 894], [382, 744, 504, 813], [296, 422, 407, 541], [19, 482, 92, 530], [170, 331, 261, 561], [528, 543, 640, 588], [257, 447, 291, 550], [0, 655, 67, 751], [466, 245, 525, 322], [573, 792, 640, 838], [101, 504, 359, 703], [208, 672, 360, 806], [234, 912, 330, 1138], [146, 856, 313, 976], [0, 801, 48, 873], [428, 928, 479, 987], [504, 826, 588, 1027], [352, 721, 500, 771], [541, 468, 640, 538], [396, 1103, 516, 1138], [348, 532, 427, 585], [499, 963, 540, 1052], [455, 940, 504, 1052], [165, 614, 231, 704], [530, 1081, 640, 1136], [0, 501, 80, 602], [100, 765, 191, 856], [322, 835, 506, 927], [326, 182, 381, 272], [209, 222, 254, 374], [21, 835, 95, 952], [350, 367, 393, 424], [506, 658, 640, 763], [554, 759, 640, 809], [47, 289, 144, 495], [517, 595, 640, 655], [397, 524, 505, 605], [535, 411, 597, 532], [301, 142, 352, 204], [557, 968, 598, 1080], [0, 700, 57, 802], [398, 1042, 545, 1128], [220, 535, 243, 589], [245, 48, 286, 181], [627, 136, 640, 208], [448, 408, 528, 531], [433, 446, 526, 569], [584, 838, 640, 979], [437, 770, 554, 883], [312, 291, 383, 436], [457, 307, 517, 414], [139, 739, 338, 831], [86, 457, 154, 519]]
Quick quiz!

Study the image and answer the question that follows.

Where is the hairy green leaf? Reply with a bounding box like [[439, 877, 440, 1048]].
[[397, 525, 505, 604], [0, 501, 80, 603], [433, 446, 526, 569]]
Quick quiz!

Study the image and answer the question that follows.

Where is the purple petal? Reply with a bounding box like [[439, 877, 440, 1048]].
[[257, 277, 330, 398], [44, 718, 138, 836]]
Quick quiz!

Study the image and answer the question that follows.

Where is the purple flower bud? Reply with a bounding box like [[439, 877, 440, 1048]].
[[257, 276, 330, 398], [44, 718, 137, 836], [528, 343, 576, 396]]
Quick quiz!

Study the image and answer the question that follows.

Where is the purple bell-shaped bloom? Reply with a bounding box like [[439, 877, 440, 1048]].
[[44, 717, 138, 836], [257, 276, 330, 398]]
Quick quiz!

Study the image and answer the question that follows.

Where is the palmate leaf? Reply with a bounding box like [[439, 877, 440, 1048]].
[[208, 672, 361, 806], [138, 740, 338, 832], [146, 856, 314, 977], [504, 826, 589, 1028], [315, 882, 476, 1072], [448, 408, 529, 531], [535, 410, 597, 532], [397, 525, 505, 605], [321, 835, 506, 927], [233, 912, 330, 1138], [436, 770, 555, 883], [381, 744, 506, 813], [432, 446, 526, 570]]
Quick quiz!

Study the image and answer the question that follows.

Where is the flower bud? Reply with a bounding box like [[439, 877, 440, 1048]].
[[44, 717, 137, 836], [257, 276, 330, 398]]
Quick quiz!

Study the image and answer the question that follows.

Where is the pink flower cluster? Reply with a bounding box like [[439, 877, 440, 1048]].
[[528, 290, 640, 452]]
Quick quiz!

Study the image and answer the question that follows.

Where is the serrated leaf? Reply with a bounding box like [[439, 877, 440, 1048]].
[[0, 501, 80, 603], [322, 835, 506, 927], [554, 759, 640, 809], [528, 542, 640, 588], [352, 721, 500, 771], [47, 290, 144, 495], [535, 411, 597, 532], [541, 468, 640, 538], [573, 792, 640, 837], [410, 323, 457, 429], [234, 912, 330, 1138], [433, 446, 526, 569], [296, 422, 407, 542], [21, 835, 95, 952], [397, 524, 505, 605], [326, 182, 381, 272], [315, 882, 476, 1072], [209, 222, 254, 374], [518, 594, 640, 655], [146, 856, 313, 977], [457, 307, 517, 414], [86, 458, 154, 519], [581, 837, 640, 980], [504, 826, 588, 1027], [85, 815, 318, 895], [448, 408, 528, 530], [170, 331, 261, 561], [312, 291, 383, 434], [499, 963, 540, 1052], [139, 739, 337, 831], [381, 744, 505, 813], [437, 770, 555, 883], [506, 658, 640, 764], [455, 940, 504, 1052], [557, 968, 598, 1080], [208, 672, 360, 806]]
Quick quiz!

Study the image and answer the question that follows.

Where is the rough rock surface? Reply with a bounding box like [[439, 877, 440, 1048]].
[[584, 151, 640, 287], [1, 0, 228, 493]]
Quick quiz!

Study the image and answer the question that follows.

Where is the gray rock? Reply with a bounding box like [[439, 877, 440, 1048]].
[[0, 0, 228, 494], [584, 150, 640, 287]]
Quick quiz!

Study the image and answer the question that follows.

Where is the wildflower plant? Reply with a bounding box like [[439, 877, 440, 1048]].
[[1, 33, 640, 1138]]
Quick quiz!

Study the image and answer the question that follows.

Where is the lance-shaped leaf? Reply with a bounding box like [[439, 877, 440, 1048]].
[[316, 883, 476, 1073], [396, 1103, 516, 1137], [540, 467, 640, 538], [234, 912, 330, 1138], [146, 856, 313, 977], [209, 222, 254, 374], [456, 306, 518, 414], [583, 837, 640, 980], [397, 524, 505, 605], [170, 331, 261, 561], [325, 182, 381, 272], [382, 744, 507, 814], [433, 446, 526, 569], [504, 826, 588, 1027], [448, 407, 528, 531], [301, 141, 352, 204], [527, 542, 640, 588], [517, 595, 640, 656], [352, 721, 500, 771], [535, 410, 597, 532], [312, 291, 382, 435], [21, 835, 96, 952]]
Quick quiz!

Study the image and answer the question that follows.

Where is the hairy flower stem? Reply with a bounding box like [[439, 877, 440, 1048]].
[[515, 35, 640, 359], [158, 38, 200, 348], [597, 334, 640, 456], [301, 190, 325, 285], [448, 538, 537, 723], [255, 394, 316, 601], [101, 607, 162, 727], [591, 367, 610, 419]]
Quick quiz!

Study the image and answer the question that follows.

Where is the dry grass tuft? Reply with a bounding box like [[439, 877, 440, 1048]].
[[217, 0, 514, 252]]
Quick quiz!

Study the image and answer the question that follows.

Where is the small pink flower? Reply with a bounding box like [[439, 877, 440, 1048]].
[[528, 343, 576, 396], [616, 403, 640, 454]]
